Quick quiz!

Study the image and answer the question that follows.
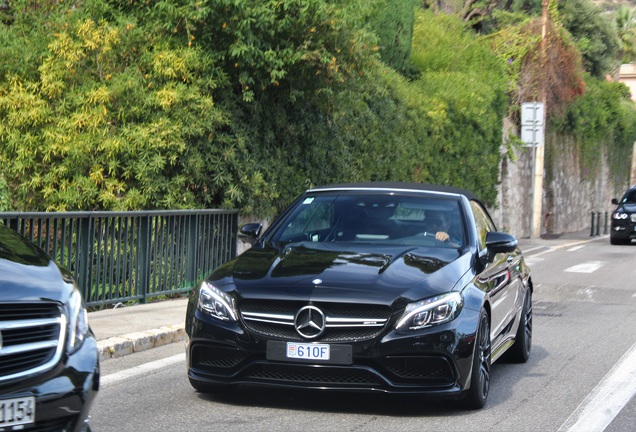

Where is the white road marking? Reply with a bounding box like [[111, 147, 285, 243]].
[[564, 261, 604, 273], [524, 257, 544, 267], [559, 342, 636, 432], [566, 245, 586, 252], [101, 353, 185, 387], [531, 246, 556, 258]]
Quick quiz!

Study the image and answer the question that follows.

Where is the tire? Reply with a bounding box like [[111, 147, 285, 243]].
[[189, 377, 234, 395], [462, 309, 491, 410], [505, 288, 532, 363], [610, 235, 629, 245]]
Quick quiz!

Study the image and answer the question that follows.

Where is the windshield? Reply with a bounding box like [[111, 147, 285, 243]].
[[621, 190, 636, 204], [271, 193, 465, 248]]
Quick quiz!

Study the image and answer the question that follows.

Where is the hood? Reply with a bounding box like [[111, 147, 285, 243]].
[[618, 202, 636, 213], [0, 225, 72, 303], [212, 242, 472, 304]]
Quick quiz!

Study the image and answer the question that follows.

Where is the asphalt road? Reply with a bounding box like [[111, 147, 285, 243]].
[[91, 238, 636, 432]]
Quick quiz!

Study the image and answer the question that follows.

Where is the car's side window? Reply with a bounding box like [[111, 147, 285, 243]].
[[470, 201, 495, 250]]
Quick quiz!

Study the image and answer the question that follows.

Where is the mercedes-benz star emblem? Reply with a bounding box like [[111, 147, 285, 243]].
[[294, 305, 326, 339]]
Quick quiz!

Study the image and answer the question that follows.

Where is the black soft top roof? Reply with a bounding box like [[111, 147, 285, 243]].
[[307, 182, 477, 201]]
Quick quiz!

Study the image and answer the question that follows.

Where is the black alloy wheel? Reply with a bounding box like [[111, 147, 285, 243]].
[[610, 234, 631, 245], [463, 309, 491, 409], [505, 288, 532, 363]]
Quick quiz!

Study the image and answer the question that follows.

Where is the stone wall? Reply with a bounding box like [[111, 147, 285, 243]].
[[490, 119, 533, 238], [493, 129, 620, 239]]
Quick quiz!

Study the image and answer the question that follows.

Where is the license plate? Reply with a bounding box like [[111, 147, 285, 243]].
[[267, 341, 352, 364], [0, 396, 35, 428], [286, 342, 330, 360]]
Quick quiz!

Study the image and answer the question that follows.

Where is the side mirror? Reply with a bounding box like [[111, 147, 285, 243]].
[[611, 198, 619, 205], [485, 231, 518, 255], [238, 223, 262, 245]]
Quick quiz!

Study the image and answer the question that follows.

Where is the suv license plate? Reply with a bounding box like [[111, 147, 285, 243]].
[[286, 342, 330, 360], [0, 396, 35, 427]]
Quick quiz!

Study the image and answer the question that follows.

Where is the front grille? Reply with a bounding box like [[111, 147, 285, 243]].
[[190, 344, 457, 391], [245, 363, 385, 386], [0, 302, 65, 383], [378, 356, 455, 385], [239, 300, 392, 342], [191, 344, 250, 372]]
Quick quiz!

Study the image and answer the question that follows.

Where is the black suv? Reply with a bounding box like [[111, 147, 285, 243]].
[[0, 223, 99, 431], [610, 185, 636, 245]]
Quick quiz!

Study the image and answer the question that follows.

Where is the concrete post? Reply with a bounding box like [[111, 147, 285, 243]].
[[532, 144, 545, 239]]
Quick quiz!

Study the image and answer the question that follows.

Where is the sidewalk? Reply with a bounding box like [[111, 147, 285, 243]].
[[90, 297, 189, 361], [90, 229, 609, 361]]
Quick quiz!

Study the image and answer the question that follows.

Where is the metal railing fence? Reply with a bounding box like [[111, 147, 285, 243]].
[[0, 210, 238, 307]]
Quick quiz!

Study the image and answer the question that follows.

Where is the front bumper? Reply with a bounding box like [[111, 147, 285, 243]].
[[0, 336, 99, 431], [186, 308, 479, 397], [611, 220, 636, 241]]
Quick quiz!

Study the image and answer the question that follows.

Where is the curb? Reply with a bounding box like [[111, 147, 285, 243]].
[[548, 234, 609, 251], [96, 324, 186, 361], [547, 234, 609, 251], [519, 234, 609, 251], [528, 234, 609, 250]]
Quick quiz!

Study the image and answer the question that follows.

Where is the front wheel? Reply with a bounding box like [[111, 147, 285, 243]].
[[462, 309, 491, 409], [610, 235, 630, 245]]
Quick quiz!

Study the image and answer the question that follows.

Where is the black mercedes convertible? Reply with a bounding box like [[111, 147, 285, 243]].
[[185, 182, 533, 409]]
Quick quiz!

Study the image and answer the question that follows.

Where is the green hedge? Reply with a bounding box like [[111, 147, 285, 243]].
[[2, 1, 632, 216]]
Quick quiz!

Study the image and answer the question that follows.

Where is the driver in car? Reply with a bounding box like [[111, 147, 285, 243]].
[[426, 212, 460, 247]]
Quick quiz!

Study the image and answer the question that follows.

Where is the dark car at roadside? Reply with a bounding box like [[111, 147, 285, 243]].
[[0, 223, 99, 431], [610, 185, 636, 245], [185, 182, 533, 409]]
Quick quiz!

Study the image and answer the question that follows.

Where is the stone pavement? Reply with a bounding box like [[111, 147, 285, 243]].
[[90, 296, 189, 362], [89, 229, 609, 361]]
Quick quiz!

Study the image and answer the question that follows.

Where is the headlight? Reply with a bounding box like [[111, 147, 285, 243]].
[[67, 288, 89, 353], [396, 292, 462, 331], [613, 212, 629, 220], [197, 282, 237, 322]]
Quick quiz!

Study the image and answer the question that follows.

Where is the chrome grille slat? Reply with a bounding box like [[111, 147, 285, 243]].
[[325, 317, 387, 327], [242, 312, 294, 326], [0, 303, 66, 383], [0, 318, 62, 330], [0, 341, 61, 356], [239, 300, 391, 342]]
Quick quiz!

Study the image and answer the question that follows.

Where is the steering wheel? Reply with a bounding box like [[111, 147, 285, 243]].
[[416, 231, 446, 246]]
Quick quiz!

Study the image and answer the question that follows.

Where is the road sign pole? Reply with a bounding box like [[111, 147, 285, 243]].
[[521, 102, 545, 241]]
